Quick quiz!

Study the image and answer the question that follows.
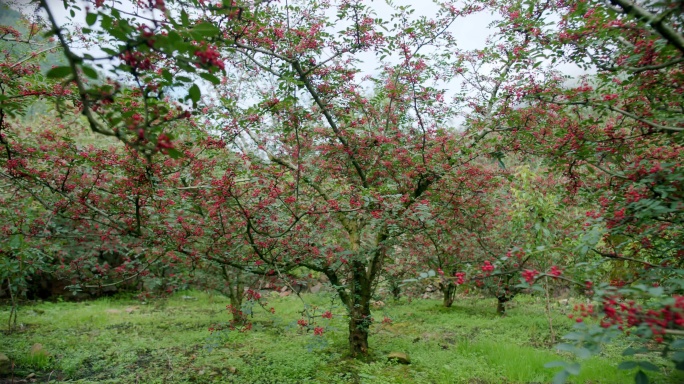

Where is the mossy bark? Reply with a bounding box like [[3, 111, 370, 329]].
[[442, 282, 456, 308], [348, 276, 372, 357]]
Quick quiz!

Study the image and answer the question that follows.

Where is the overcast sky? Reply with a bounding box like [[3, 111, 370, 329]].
[[6, 0, 584, 74], [4, 0, 585, 120], [26, 0, 494, 57]]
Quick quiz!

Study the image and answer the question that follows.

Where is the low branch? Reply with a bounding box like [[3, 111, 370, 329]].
[[607, 106, 684, 132], [591, 248, 658, 268]]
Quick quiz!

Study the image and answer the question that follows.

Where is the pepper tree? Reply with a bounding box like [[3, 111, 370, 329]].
[[472, 0, 684, 379], [33, 0, 503, 357]]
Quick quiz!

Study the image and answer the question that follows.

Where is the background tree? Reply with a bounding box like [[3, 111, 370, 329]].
[[474, 0, 684, 380]]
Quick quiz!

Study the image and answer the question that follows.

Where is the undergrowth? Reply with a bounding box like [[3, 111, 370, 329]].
[[1, 291, 682, 383]]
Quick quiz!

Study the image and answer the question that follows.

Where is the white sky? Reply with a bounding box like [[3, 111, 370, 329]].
[[32, 0, 494, 61], [6, 0, 586, 120], [7, 0, 586, 73]]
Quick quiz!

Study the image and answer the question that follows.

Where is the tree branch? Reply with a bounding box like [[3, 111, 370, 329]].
[[609, 0, 684, 54]]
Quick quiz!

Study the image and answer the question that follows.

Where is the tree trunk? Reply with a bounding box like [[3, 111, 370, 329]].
[[496, 297, 509, 316], [348, 260, 372, 358], [7, 278, 17, 334], [442, 282, 456, 308], [223, 266, 245, 324], [228, 289, 245, 324], [390, 279, 401, 300], [348, 300, 371, 357]]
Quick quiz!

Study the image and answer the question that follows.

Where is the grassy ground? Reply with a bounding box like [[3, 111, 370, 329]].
[[1, 291, 682, 383]]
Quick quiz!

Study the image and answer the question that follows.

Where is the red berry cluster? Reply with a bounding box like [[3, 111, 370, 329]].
[[194, 43, 225, 70], [549, 266, 562, 277], [481, 261, 494, 273], [599, 296, 684, 343], [244, 288, 261, 301], [156, 134, 174, 153], [149, 0, 165, 11], [522, 269, 539, 284], [568, 303, 594, 323], [120, 50, 152, 70]]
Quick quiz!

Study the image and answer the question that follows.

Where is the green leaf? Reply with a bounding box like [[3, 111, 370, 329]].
[[86, 12, 97, 26], [552, 370, 570, 384], [618, 361, 638, 370], [544, 361, 567, 369], [101, 47, 118, 56], [188, 84, 201, 104], [162, 69, 173, 82], [637, 362, 659, 372], [200, 72, 221, 85], [81, 66, 98, 79], [635, 370, 649, 384], [676, 359, 684, 371], [565, 362, 581, 375], [622, 347, 641, 356], [575, 347, 592, 359], [46, 66, 73, 79], [9, 234, 23, 249], [556, 343, 577, 353], [192, 22, 220, 38], [648, 286, 664, 297], [563, 332, 585, 341], [671, 351, 684, 363], [167, 148, 183, 159]]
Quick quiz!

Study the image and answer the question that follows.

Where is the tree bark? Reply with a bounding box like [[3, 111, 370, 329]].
[[442, 282, 456, 308], [496, 296, 509, 316], [348, 260, 372, 358], [390, 281, 401, 300], [223, 266, 246, 324], [348, 300, 372, 357]]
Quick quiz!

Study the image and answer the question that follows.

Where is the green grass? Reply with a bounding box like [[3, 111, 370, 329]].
[[1, 291, 682, 383]]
